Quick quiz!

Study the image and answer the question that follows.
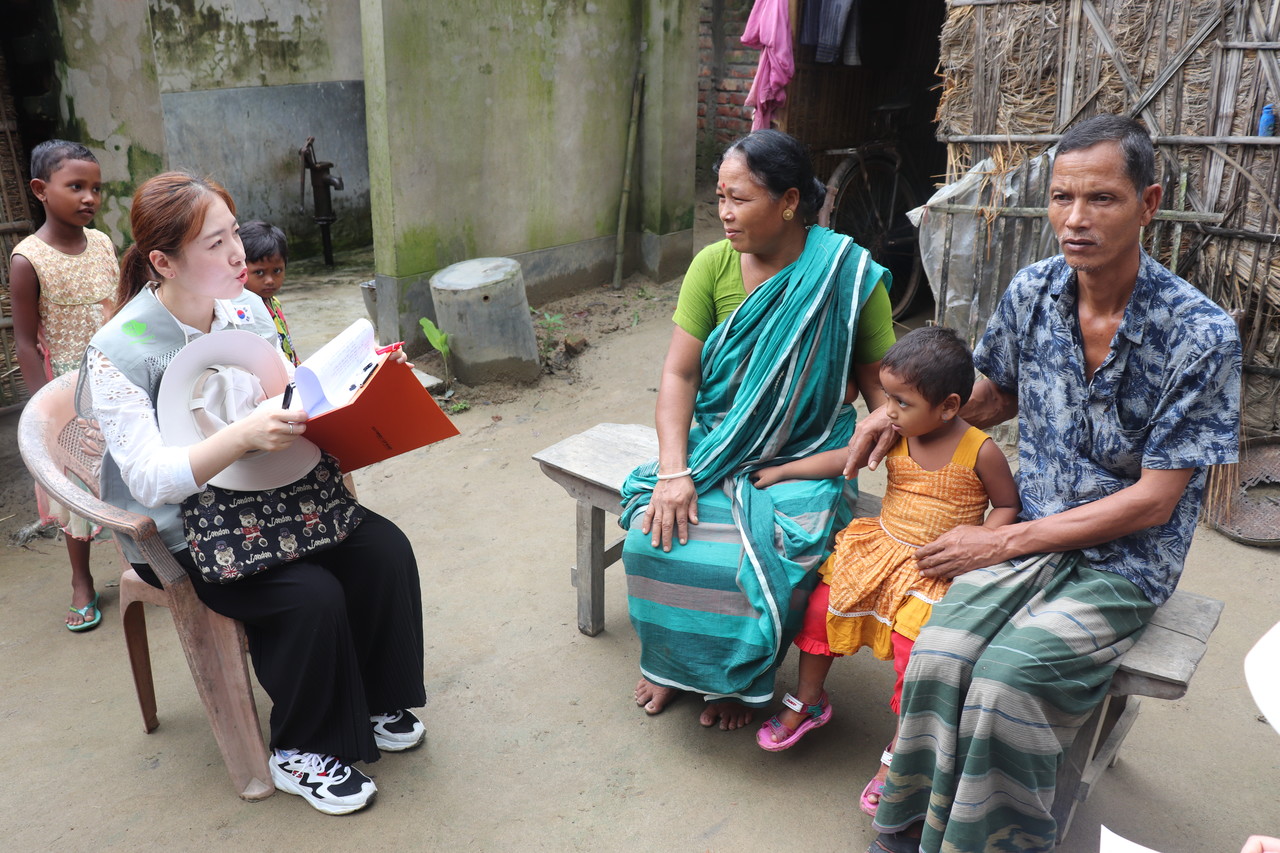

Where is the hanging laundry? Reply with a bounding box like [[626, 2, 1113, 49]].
[[800, 0, 823, 46], [813, 0, 854, 63], [742, 0, 795, 131], [841, 0, 863, 66]]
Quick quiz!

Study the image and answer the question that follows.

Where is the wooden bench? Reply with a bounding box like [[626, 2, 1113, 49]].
[[534, 422, 1225, 844], [532, 422, 883, 637]]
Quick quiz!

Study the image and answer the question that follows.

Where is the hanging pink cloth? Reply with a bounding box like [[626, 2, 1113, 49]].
[[742, 0, 795, 131]]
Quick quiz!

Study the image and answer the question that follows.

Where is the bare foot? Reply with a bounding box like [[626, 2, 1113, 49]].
[[634, 678, 679, 715], [699, 700, 754, 730]]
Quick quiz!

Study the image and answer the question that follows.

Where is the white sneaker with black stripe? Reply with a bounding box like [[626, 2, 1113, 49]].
[[371, 709, 426, 752], [270, 749, 376, 815]]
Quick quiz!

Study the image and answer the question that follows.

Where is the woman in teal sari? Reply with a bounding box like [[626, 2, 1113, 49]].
[[621, 130, 896, 729]]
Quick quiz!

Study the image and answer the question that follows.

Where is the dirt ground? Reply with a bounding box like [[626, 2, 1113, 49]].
[[2, 199, 1279, 851]]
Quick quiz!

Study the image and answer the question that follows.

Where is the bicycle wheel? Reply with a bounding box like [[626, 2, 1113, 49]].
[[820, 152, 925, 319]]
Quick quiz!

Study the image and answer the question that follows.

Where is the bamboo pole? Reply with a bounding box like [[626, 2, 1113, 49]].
[[613, 71, 644, 290], [1171, 170, 1188, 275], [925, 203, 1224, 223], [0, 220, 35, 235], [938, 133, 1280, 145]]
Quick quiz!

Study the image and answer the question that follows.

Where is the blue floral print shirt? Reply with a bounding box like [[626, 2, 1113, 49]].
[[974, 251, 1241, 604]]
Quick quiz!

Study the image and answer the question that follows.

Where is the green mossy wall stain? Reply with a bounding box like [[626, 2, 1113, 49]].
[[671, 203, 694, 232], [395, 224, 479, 279], [149, 0, 332, 89], [126, 145, 163, 182]]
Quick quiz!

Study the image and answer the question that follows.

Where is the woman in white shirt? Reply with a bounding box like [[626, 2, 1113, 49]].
[[85, 172, 425, 816]]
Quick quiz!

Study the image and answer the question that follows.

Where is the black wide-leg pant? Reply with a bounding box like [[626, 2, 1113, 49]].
[[133, 510, 426, 764]]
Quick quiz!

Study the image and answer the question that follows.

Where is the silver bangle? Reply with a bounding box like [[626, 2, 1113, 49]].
[[656, 468, 692, 480]]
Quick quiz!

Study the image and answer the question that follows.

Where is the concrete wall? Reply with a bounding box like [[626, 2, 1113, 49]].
[[362, 0, 696, 345], [42, 0, 697, 329], [52, 0, 166, 244], [161, 81, 370, 252], [51, 0, 370, 256]]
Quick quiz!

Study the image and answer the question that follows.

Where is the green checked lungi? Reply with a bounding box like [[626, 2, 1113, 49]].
[[873, 552, 1157, 853]]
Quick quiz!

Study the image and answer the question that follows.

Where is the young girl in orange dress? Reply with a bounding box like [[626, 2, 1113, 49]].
[[749, 327, 1020, 816], [9, 140, 117, 631]]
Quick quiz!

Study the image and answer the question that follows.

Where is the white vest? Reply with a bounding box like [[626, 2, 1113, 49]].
[[81, 287, 277, 562]]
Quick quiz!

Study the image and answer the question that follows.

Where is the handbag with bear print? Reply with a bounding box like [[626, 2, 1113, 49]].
[[180, 452, 366, 583]]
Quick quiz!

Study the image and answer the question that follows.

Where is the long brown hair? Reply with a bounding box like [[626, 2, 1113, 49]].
[[115, 171, 237, 310]]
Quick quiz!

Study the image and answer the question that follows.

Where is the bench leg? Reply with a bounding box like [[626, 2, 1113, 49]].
[[1052, 694, 1138, 845], [575, 502, 607, 636]]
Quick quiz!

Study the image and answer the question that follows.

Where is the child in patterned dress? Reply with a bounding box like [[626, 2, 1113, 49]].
[[10, 140, 118, 631], [238, 220, 299, 365], [749, 327, 1021, 816]]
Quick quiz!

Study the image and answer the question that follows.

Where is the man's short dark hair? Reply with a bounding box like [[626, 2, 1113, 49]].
[[880, 326, 975, 406], [30, 139, 97, 182], [239, 220, 288, 265], [1057, 114, 1155, 194]]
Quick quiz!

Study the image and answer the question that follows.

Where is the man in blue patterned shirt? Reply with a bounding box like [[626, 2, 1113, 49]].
[[854, 115, 1242, 853]]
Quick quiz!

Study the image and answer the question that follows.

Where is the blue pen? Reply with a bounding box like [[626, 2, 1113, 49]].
[[282, 383, 294, 409]]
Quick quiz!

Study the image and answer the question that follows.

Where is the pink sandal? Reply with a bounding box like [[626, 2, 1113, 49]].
[[755, 692, 833, 751], [860, 748, 894, 816]]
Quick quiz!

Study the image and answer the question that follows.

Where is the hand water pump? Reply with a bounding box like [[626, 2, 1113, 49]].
[[299, 136, 344, 266]]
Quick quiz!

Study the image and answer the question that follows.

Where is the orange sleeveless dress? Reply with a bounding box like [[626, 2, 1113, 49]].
[[819, 426, 991, 658]]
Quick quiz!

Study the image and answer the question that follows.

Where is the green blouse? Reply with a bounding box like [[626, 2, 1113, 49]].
[[672, 238, 896, 363]]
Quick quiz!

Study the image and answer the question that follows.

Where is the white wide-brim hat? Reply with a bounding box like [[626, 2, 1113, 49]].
[[157, 329, 321, 491]]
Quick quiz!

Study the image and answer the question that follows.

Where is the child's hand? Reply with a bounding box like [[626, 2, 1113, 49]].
[[750, 466, 786, 489]]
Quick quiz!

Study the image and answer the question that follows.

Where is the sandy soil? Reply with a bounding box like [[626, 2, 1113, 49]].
[[1, 196, 1278, 851]]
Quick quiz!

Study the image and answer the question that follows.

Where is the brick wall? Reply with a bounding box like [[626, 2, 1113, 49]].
[[697, 0, 758, 174]]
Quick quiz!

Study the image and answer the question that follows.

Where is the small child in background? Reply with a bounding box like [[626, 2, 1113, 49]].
[[750, 327, 1020, 817], [239, 220, 298, 365], [9, 139, 118, 631], [239, 219, 360, 497]]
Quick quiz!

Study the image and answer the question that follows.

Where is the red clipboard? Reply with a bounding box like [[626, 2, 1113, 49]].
[[303, 356, 459, 471]]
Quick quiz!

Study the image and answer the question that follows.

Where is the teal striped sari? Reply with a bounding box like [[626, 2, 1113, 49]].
[[620, 226, 885, 705]]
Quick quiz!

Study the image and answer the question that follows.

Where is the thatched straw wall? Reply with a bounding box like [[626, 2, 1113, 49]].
[[931, 0, 1280, 440], [0, 50, 35, 411]]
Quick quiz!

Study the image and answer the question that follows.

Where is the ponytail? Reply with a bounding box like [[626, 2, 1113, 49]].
[[114, 244, 155, 314]]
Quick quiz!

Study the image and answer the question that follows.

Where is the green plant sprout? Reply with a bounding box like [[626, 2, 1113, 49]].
[[530, 309, 566, 359], [419, 316, 453, 392]]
